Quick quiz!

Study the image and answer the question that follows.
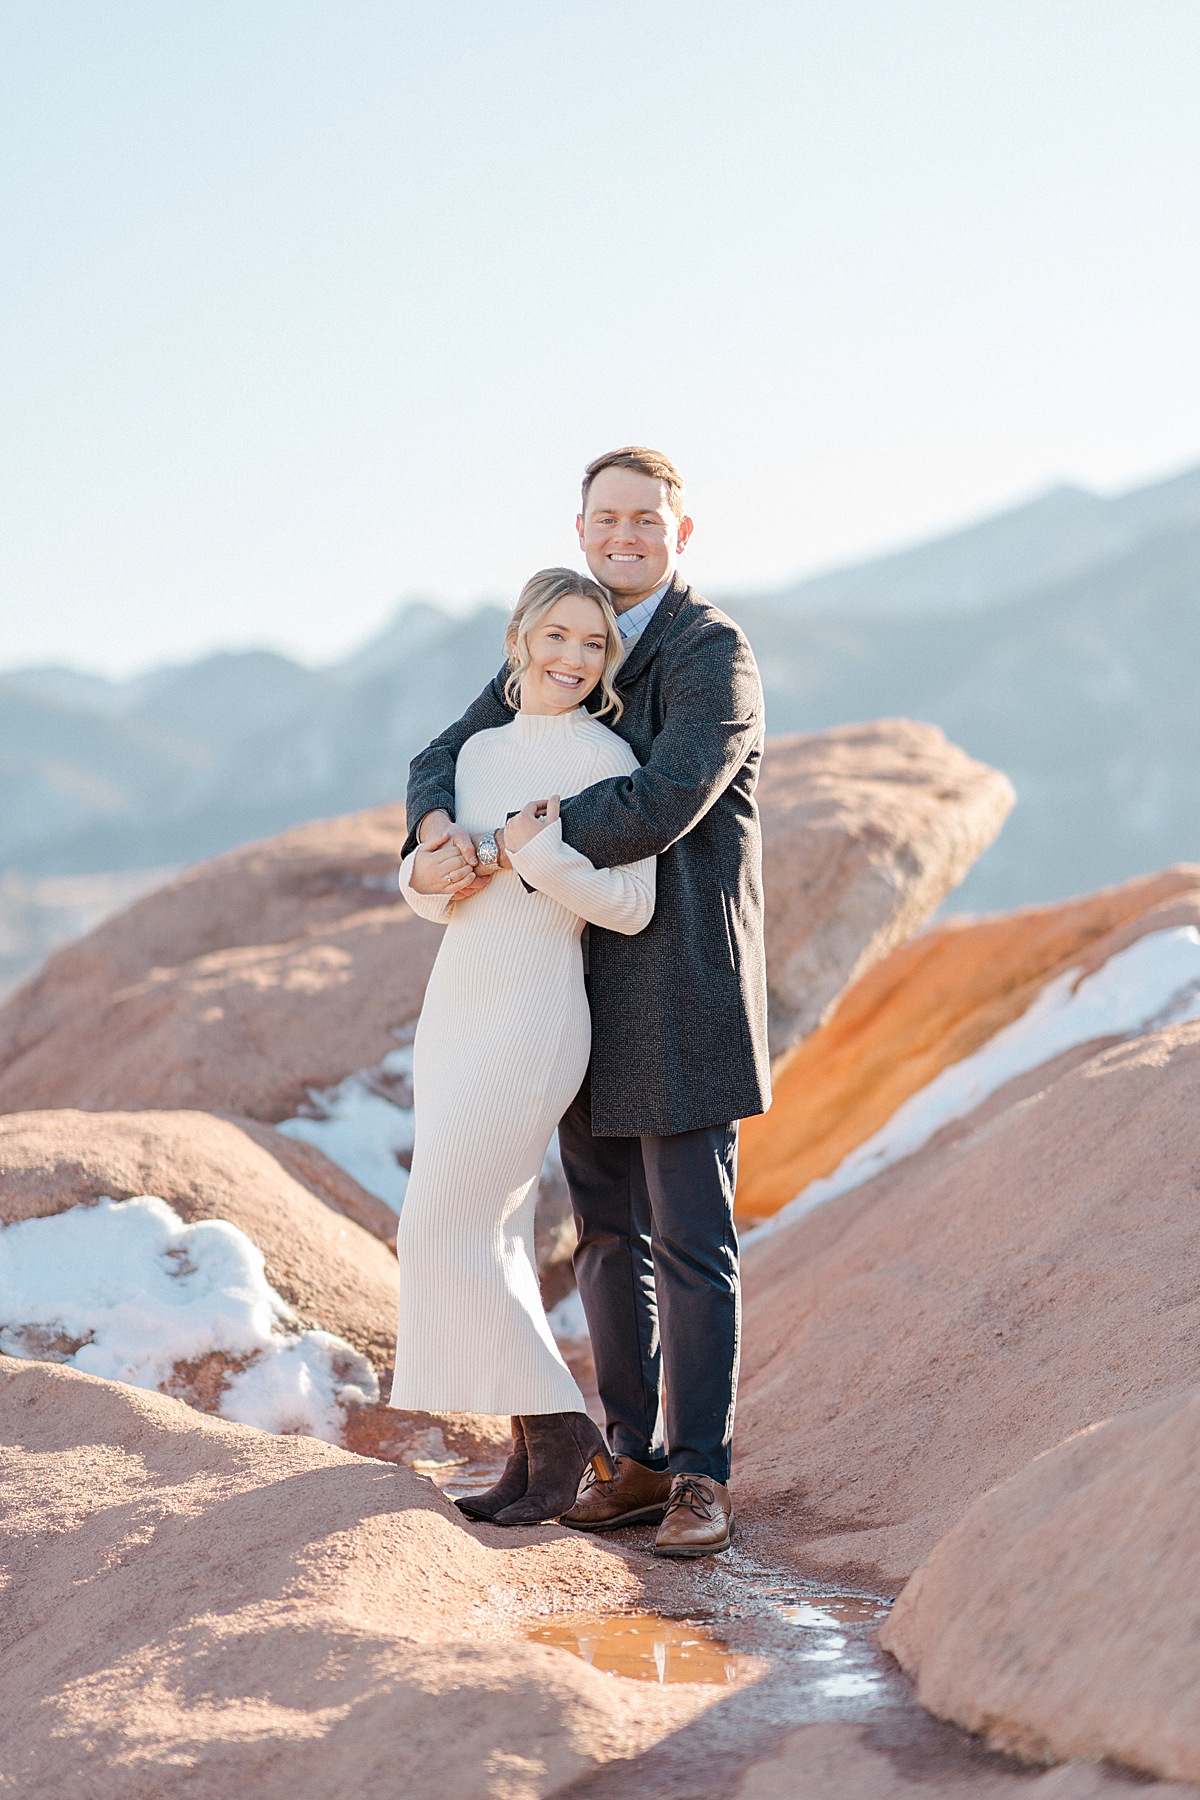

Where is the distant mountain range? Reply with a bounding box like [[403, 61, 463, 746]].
[[2, 462, 1198, 928]]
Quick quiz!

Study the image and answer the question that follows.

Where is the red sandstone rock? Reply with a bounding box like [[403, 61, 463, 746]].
[[0, 804, 443, 1120], [738, 865, 1200, 1218], [733, 1721, 1196, 1798], [0, 723, 1011, 1119], [735, 1019, 1200, 1589], [756, 721, 1013, 1055], [0, 1357, 718, 1799], [881, 1389, 1200, 1784], [0, 1108, 508, 1464]]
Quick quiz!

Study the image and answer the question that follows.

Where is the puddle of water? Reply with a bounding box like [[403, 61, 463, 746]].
[[527, 1614, 755, 1685], [749, 1590, 891, 1630], [428, 1456, 507, 1497]]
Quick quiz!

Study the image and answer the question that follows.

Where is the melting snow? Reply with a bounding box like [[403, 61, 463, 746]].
[[278, 1045, 415, 1212], [0, 1195, 378, 1441], [546, 1287, 589, 1347], [749, 925, 1200, 1244]]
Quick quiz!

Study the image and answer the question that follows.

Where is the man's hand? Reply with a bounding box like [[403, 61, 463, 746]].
[[418, 809, 478, 866], [410, 829, 489, 897], [413, 809, 496, 899], [504, 796, 560, 853]]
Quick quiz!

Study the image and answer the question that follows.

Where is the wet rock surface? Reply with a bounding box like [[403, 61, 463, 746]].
[[7, 1356, 1191, 1799], [3, 759, 1198, 1793]]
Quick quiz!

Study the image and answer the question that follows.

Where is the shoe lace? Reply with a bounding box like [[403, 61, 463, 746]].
[[663, 1476, 716, 1520]]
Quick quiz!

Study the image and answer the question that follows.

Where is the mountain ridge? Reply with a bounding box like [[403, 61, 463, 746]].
[[2, 459, 1197, 922]]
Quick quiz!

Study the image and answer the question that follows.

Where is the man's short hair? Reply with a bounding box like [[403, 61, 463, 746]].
[[581, 446, 685, 521]]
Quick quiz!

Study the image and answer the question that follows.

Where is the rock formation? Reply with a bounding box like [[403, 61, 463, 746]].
[[734, 1017, 1200, 1588], [737, 864, 1200, 1218], [0, 1108, 508, 1466], [0, 722, 1012, 1117], [0, 1357, 716, 1799], [0, 804, 443, 1121], [881, 1388, 1200, 1784], [13, 727, 1198, 1794], [757, 720, 1014, 1055]]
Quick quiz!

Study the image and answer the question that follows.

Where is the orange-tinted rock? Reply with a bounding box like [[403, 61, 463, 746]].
[[881, 1388, 1200, 1783], [0, 1357, 714, 1798], [757, 721, 1013, 1056], [737, 865, 1200, 1219], [0, 1108, 508, 1464], [734, 1019, 1200, 1589], [0, 804, 443, 1121]]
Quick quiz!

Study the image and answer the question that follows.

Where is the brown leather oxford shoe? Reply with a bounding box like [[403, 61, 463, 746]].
[[559, 1455, 673, 1531], [653, 1474, 734, 1558]]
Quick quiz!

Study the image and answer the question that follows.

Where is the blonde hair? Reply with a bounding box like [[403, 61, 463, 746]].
[[504, 568, 624, 720]]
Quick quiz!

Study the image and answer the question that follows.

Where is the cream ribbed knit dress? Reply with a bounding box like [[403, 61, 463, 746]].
[[389, 707, 655, 1416]]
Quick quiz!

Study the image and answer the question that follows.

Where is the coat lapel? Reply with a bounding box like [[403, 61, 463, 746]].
[[614, 575, 690, 688]]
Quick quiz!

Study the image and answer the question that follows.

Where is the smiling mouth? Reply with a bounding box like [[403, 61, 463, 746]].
[[548, 671, 583, 687], [608, 554, 642, 562]]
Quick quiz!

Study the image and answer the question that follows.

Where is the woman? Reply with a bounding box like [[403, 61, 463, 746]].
[[391, 568, 655, 1525]]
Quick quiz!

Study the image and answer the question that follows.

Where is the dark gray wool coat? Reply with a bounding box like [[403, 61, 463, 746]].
[[403, 576, 772, 1138]]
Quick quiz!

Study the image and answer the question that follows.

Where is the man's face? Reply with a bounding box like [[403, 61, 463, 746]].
[[576, 468, 693, 611]]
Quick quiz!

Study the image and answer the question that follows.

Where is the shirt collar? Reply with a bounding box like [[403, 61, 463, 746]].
[[615, 579, 672, 641]]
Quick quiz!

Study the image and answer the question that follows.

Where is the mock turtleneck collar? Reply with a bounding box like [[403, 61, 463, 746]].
[[512, 706, 588, 742]]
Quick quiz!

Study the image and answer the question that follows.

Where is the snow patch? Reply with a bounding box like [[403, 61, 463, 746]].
[[748, 925, 1200, 1244], [546, 1287, 589, 1347], [0, 1196, 378, 1441], [278, 1044, 415, 1213]]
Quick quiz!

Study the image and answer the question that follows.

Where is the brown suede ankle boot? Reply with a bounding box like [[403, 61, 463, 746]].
[[454, 1418, 528, 1521], [492, 1413, 615, 1526]]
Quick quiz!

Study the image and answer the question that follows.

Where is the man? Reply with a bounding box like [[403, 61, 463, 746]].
[[404, 446, 770, 1556]]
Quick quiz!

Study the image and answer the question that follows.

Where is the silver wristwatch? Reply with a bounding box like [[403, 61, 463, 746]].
[[477, 831, 499, 868]]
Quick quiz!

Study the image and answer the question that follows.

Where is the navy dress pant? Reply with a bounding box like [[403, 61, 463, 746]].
[[557, 1069, 741, 1483]]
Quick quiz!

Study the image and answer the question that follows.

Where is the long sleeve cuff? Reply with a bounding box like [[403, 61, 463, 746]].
[[508, 821, 655, 935], [398, 849, 452, 923]]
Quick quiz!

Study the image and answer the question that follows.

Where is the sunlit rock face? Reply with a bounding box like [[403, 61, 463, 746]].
[[881, 1387, 1200, 1784], [734, 1015, 1200, 1589], [0, 722, 1011, 1122], [0, 1108, 509, 1467], [757, 720, 1014, 1057], [0, 1358, 693, 1799], [737, 864, 1200, 1220], [0, 802, 442, 1121]]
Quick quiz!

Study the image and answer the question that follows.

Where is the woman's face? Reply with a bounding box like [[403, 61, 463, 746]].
[[520, 594, 610, 714]]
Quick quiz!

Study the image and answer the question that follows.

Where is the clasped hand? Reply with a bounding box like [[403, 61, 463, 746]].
[[503, 795, 559, 852], [409, 798, 559, 896]]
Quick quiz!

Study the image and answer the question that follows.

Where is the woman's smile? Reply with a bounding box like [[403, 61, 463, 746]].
[[521, 592, 610, 714]]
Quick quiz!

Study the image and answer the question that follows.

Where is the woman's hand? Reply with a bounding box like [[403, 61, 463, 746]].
[[409, 829, 489, 896], [504, 796, 560, 853]]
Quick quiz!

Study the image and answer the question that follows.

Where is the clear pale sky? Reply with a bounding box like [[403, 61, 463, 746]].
[[3, 1, 1199, 676]]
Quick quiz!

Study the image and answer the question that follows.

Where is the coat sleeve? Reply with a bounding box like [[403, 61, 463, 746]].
[[558, 622, 763, 869], [506, 823, 655, 935], [397, 848, 452, 923], [402, 666, 512, 857]]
